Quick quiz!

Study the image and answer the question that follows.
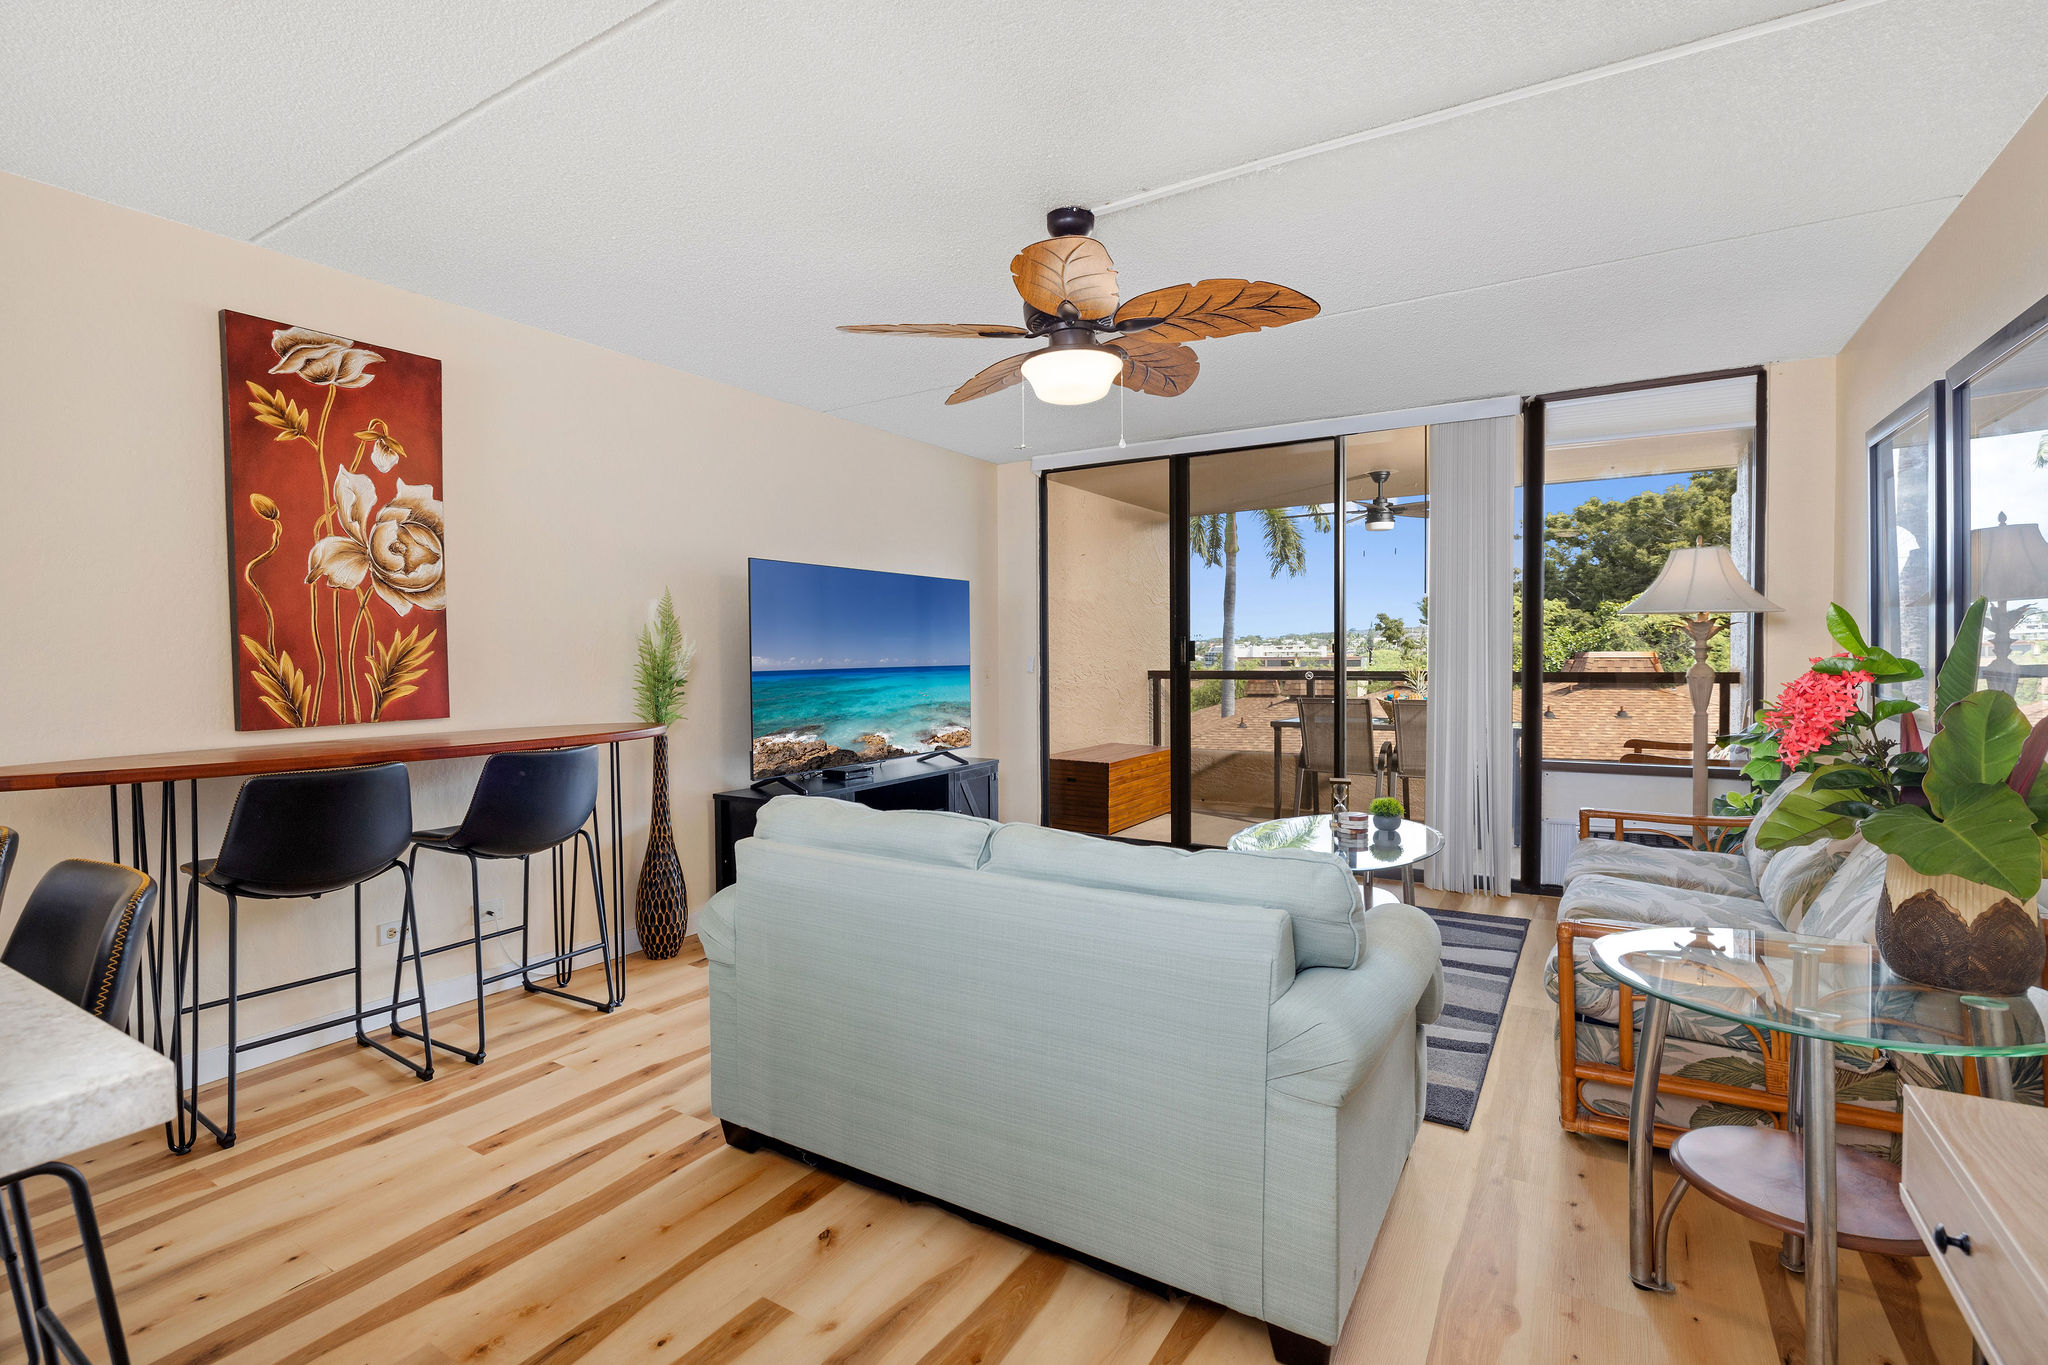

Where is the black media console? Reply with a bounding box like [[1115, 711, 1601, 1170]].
[[710, 755, 999, 890]]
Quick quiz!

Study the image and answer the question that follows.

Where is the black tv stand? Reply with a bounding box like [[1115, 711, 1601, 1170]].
[[712, 754, 998, 890]]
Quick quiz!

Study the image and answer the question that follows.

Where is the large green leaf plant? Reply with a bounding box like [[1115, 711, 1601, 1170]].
[[1748, 598, 2048, 901]]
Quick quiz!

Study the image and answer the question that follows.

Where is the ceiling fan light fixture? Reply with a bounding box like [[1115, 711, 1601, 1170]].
[[1020, 341, 1123, 405], [1363, 505, 1398, 531]]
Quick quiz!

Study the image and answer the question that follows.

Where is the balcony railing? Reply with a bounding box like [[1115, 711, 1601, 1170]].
[[1146, 669, 1412, 746], [1143, 667, 1745, 765]]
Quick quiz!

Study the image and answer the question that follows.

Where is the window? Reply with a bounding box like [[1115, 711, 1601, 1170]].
[[1533, 374, 1759, 762], [1951, 295, 2048, 708], [1867, 385, 1942, 708]]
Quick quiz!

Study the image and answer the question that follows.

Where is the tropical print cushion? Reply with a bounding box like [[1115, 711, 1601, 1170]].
[[1760, 840, 1847, 931], [1563, 838, 1757, 898], [1797, 841, 1887, 943], [1557, 873, 1780, 934], [1742, 772, 1811, 884]]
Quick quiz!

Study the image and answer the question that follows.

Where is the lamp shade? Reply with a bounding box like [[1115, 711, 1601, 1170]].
[[1970, 513, 2048, 602], [1621, 544, 1781, 615]]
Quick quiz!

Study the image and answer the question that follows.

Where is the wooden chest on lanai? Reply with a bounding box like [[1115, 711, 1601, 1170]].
[[1049, 744, 1170, 836]]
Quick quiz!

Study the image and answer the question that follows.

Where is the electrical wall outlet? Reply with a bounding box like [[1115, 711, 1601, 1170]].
[[376, 921, 401, 947]]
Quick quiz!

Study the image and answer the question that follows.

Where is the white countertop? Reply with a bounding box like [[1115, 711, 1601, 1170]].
[[0, 964, 175, 1175]]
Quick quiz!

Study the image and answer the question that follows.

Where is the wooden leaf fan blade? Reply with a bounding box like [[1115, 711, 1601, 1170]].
[[1114, 279, 1318, 343], [946, 351, 1033, 405], [839, 323, 1028, 337], [1108, 334, 1199, 397], [1010, 237, 1119, 319]]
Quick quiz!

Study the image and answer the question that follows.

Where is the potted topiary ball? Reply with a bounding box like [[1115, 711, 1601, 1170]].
[[1370, 796, 1405, 834]]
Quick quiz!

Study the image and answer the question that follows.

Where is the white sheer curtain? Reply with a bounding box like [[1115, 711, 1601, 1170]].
[[1424, 415, 1517, 894]]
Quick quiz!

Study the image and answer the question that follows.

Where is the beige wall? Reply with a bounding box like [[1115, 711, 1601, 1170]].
[[1043, 477, 1170, 758], [0, 172, 1000, 1063], [1835, 96, 2048, 620], [1762, 356, 1841, 695], [992, 461, 1040, 820]]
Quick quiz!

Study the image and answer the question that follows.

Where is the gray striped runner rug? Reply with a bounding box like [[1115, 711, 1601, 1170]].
[[1419, 904, 1530, 1130]]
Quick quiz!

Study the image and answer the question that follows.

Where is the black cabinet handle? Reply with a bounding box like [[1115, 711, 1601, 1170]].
[[1933, 1224, 1973, 1256]]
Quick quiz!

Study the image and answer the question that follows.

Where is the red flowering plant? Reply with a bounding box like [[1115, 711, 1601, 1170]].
[[1741, 598, 2048, 903], [1720, 603, 1925, 817]]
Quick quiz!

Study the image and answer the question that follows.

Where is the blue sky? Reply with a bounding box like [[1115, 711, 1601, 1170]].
[[750, 559, 970, 671], [1189, 472, 1690, 639]]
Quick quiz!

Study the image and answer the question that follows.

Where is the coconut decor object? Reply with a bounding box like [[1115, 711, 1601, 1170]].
[[1876, 858, 2046, 995]]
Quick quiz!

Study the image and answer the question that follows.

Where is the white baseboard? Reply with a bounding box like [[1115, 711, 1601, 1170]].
[[179, 927, 642, 1086]]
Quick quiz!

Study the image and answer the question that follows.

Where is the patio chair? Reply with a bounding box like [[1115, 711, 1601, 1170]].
[[1292, 696, 1378, 814], [1377, 697, 1427, 812]]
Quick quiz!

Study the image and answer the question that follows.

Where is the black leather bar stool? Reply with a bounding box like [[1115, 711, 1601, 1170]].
[[180, 763, 432, 1148], [398, 745, 611, 1065], [1, 856, 157, 1365]]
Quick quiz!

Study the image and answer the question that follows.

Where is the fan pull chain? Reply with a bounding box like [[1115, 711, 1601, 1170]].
[[1017, 381, 1027, 450], [1118, 381, 1127, 448]]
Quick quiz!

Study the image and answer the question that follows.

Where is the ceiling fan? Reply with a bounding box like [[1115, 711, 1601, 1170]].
[[839, 207, 1319, 407], [1357, 469, 1427, 530]]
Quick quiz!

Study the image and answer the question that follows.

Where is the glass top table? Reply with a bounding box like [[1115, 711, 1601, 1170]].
[[1593, 923, 2048, 1056], [1593, 924, 2048, 1365], [1226, 815, 1443, 903]]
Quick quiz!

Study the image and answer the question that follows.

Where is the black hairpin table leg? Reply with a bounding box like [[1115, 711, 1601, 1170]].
[[1, 1162, 134, 1365]]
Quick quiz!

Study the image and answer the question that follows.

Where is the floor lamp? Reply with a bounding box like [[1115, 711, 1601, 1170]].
[[1621, 544, 1781, 819]]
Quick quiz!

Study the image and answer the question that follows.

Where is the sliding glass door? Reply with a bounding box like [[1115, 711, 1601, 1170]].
[[1520, 370, 1766, 887], [1043, 434, 1428, 850], [1185, 441, 1339, 845], [1042, 458, 1174, 840]]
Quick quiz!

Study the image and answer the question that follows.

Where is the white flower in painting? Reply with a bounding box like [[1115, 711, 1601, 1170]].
[[306, 467, 445, 614], [269, 327, 384, 388], [354, 418, 406, 472]]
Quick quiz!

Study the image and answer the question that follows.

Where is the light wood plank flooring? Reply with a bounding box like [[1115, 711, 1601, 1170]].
[[4, 891, 1975, 1364]]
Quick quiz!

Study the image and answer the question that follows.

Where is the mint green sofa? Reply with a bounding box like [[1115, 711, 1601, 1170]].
[[698, 797, 1444, 1363]]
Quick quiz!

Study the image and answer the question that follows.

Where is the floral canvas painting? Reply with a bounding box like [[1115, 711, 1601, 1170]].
[[219, 310, 448, 729]]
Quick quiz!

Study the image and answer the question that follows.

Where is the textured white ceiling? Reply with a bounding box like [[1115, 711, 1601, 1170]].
[[5, 0, 2046, 463]]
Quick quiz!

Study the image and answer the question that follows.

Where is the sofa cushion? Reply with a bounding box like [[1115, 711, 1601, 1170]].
[[753, 795, 998, 870], [1742, 773, 1810, 883], [1759, 840, 1846, 931], [1798, 841, 1887, 943], [1556, 873, 1779, 934], [1563, 839, 1756, 898], [984, 822, 1364, 969]]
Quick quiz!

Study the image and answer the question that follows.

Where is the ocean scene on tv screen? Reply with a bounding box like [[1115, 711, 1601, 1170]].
[[750, 559, 971, 777]]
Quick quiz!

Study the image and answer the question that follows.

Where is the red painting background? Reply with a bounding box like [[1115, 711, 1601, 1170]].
[[220, 310, 448, 730]]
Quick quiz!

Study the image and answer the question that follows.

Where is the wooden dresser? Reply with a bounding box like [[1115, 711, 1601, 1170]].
[[1049, 744, 1170, 836], [1901, 1085, 2048, 1365]]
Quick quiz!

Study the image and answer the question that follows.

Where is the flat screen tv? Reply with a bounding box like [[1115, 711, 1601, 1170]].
[[748, 558, 971, 778]]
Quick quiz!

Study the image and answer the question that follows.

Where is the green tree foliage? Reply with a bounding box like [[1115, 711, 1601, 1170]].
[[1189, 507, 1328, 717], [1543, 469, 1735, 612]]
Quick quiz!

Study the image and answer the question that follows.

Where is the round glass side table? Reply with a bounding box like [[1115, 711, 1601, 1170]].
[[1593, 924, 2048, 1365], [1226, 814, 1443, 903]]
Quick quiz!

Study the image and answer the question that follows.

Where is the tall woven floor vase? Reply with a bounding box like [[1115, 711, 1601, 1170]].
[[635, 732, 688, 958]]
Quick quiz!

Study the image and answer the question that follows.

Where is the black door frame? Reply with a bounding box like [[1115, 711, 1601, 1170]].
[[1040, 437, 1352, 848], [1517, 366, 1769, 891]]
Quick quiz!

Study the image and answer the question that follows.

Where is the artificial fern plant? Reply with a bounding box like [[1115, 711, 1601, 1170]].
[[633, 589, 696, 727]]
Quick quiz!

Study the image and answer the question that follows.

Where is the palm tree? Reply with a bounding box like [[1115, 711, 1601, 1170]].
[[1190, 506, 1329, 718]]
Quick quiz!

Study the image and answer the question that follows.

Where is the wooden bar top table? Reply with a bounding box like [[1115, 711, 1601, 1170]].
[[0, 722, 663, 1154], [1, 963, 177, 1362]]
